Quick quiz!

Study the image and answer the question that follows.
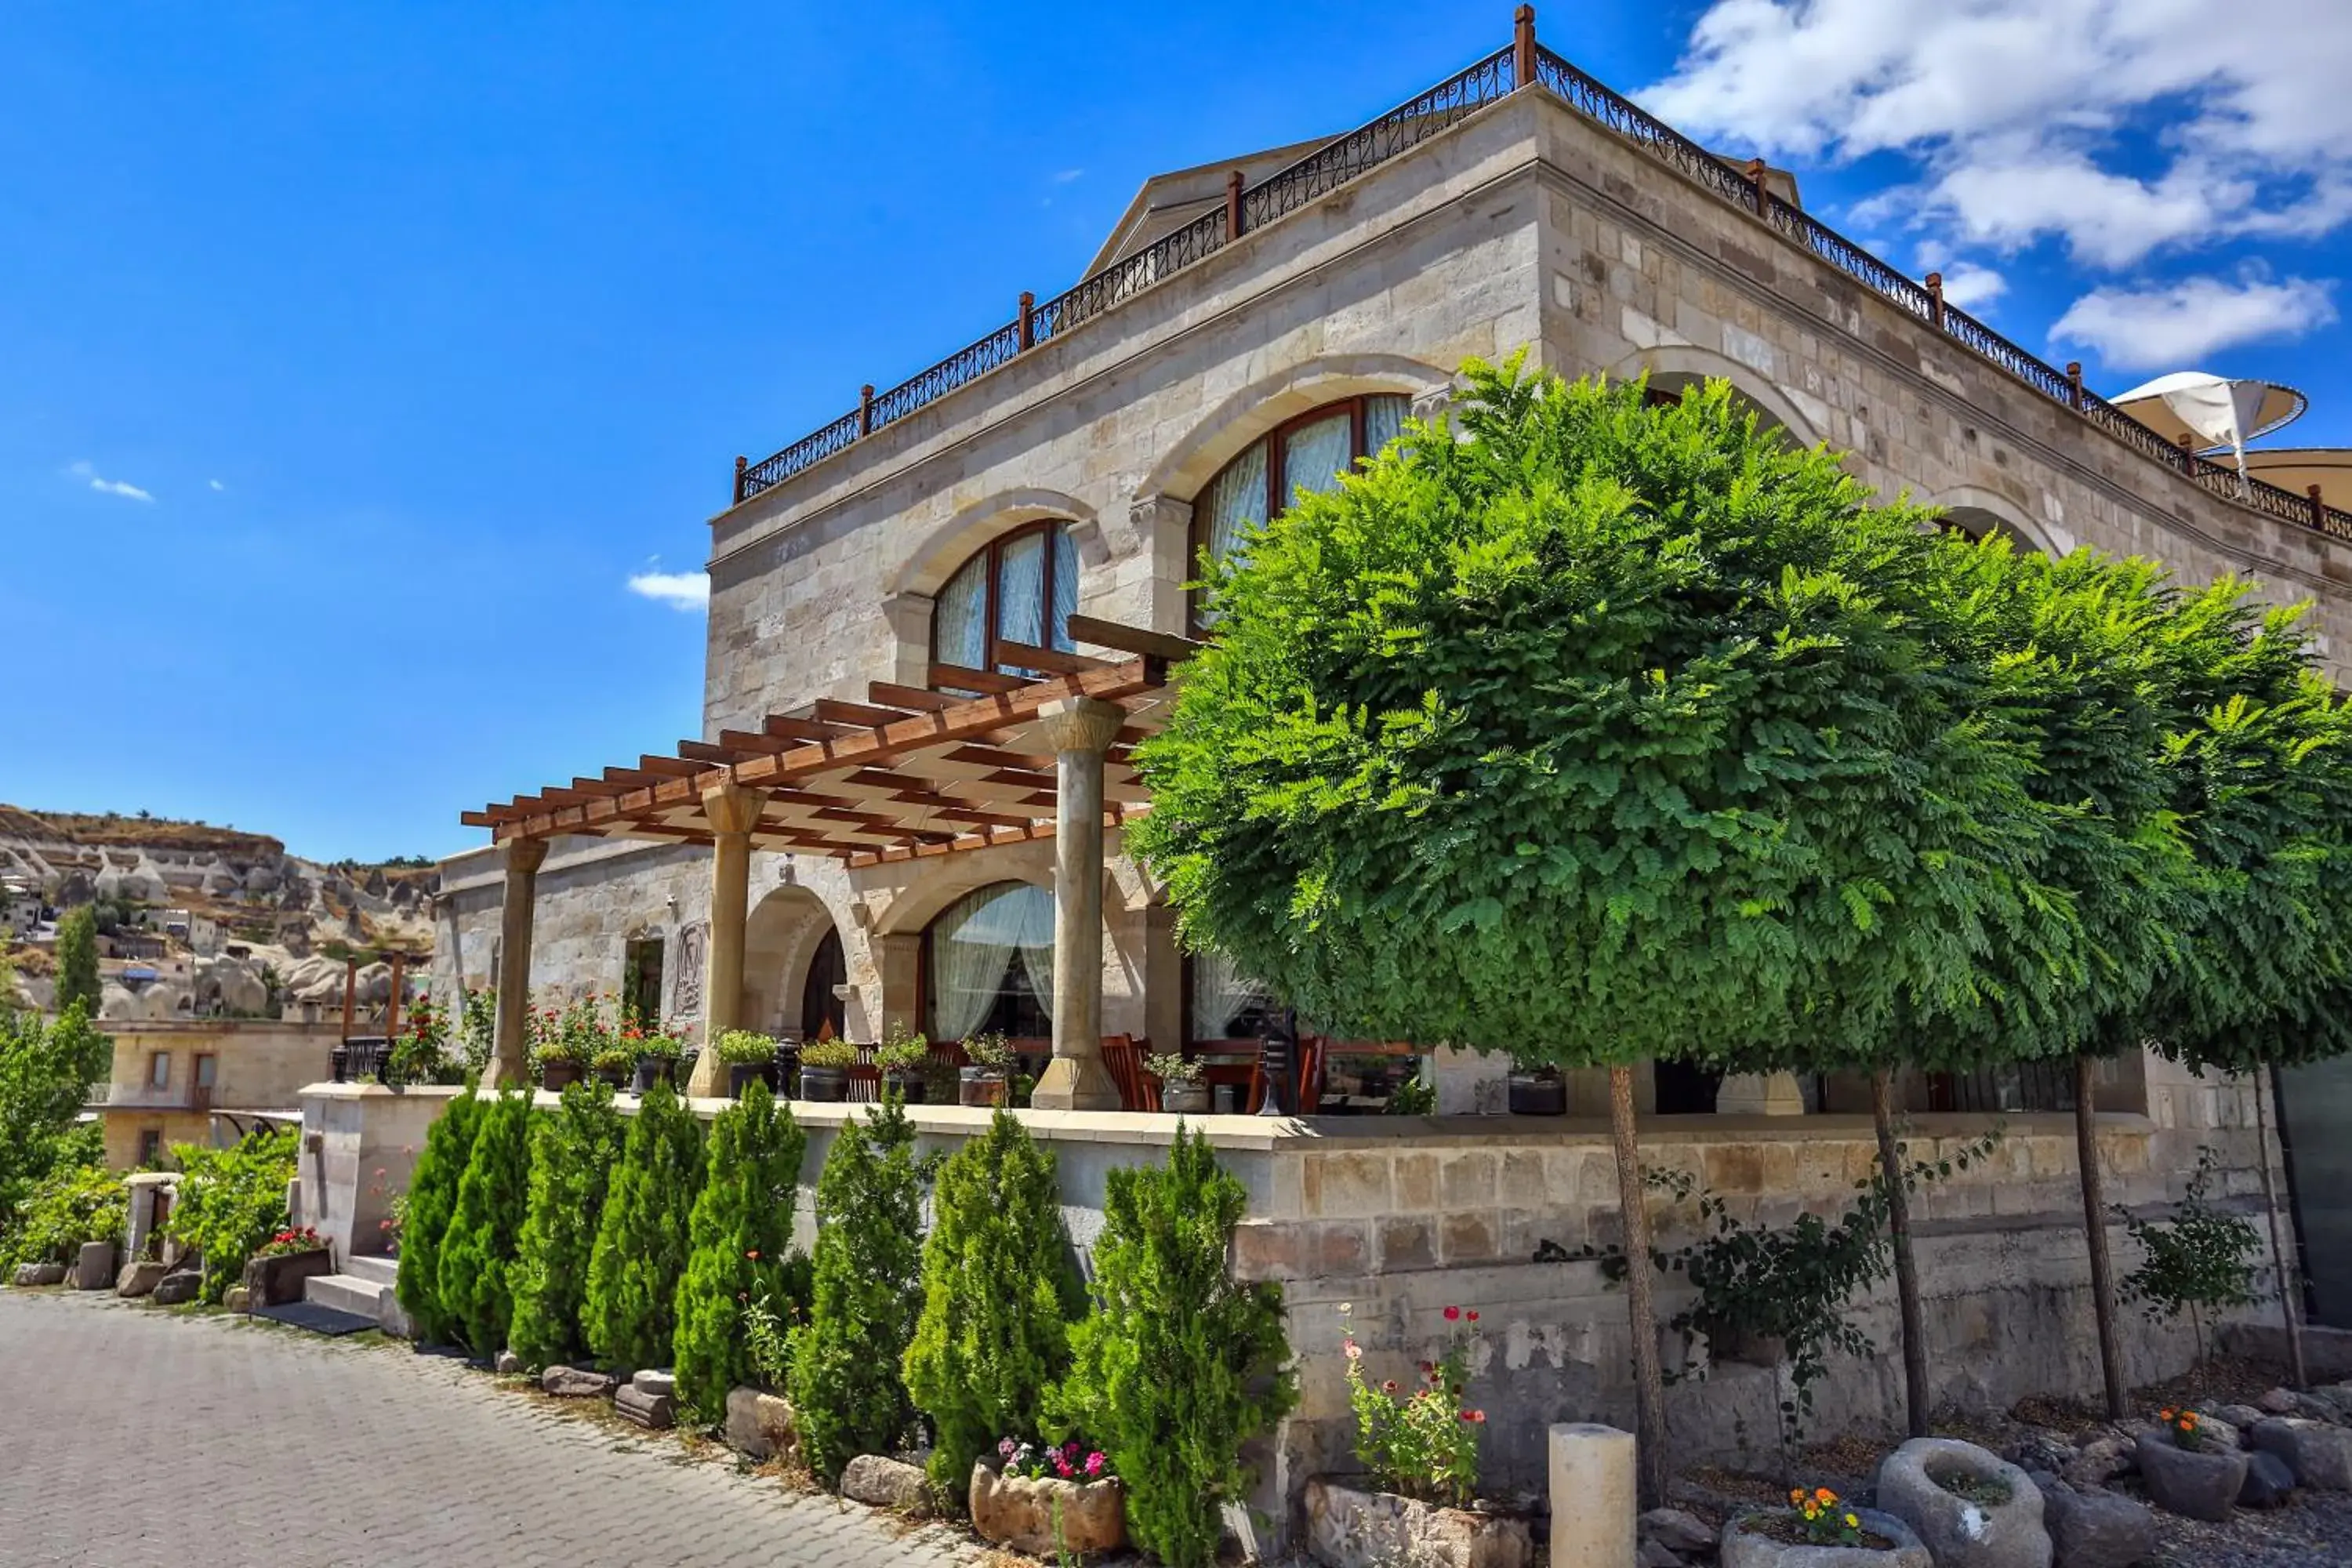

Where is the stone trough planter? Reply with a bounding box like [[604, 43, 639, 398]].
[[2136, 1432, 2248, 1522], [724, 1387, 797, 1462], [1302, 1478, 1532, 1568], [1721, 1508, 1933, 1568], [1875, 1437, 2049, 1568], [240, 1247, 333, 1308], [971, 1460, 1127, 1557]]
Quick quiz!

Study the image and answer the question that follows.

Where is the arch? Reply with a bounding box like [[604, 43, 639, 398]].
[[921, 879, 1057, 1044], [1922, 484, 2067, 557], [890, 487, 1099, 600], [1138, 352, 1450, 503], [866, 851, 1054, 938], [740, 883, 844, 1039], [1600, 343, 1827, 449]]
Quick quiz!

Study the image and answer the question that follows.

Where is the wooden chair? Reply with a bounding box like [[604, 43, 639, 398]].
[[1100, 1034, 1156, 1112]]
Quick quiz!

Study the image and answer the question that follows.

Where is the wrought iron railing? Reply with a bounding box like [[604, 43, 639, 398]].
[[729, 16, 2352, 549]]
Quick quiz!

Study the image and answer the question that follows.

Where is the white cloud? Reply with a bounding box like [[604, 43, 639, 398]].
[[1642, 0, 2352, 267], [626, 569, 710, 612], [67, 460, 152, 502], [2049, 273, 2336, 369], [1933, 262, 2007, 312], [1051, 168, 1084, 184], [208, 478, 225, 492]]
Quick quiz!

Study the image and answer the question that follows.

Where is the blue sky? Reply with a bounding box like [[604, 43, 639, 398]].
[[6, 2, 2346, 861]]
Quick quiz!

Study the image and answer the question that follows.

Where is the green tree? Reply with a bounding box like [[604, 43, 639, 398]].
[[789, 1092, 931, 1481], [53, 908, 99, 1019], [673, 1080, 808, 1424], [905, 1109, 1084, 1496], [395, 1088, 482, 1345], [436, 1087, 536, 1357], [508, 1079, 626, 1372], [583, 1079, 704, 1371], [1131, 361, 2067, 1501], [1054, 1128, 1294, 1568], [0, 1001, 111, 1248], [2, 1163, 127, 1270], [164, 1128, 299, 1303]]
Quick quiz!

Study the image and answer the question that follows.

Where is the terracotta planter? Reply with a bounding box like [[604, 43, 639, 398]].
[[1162, 1080, 1210, 1115], [1721, 1508, 1932, 1568], [632, 1056, 681, 1094], [960, 1068, 1008, 1107], [1507, 1073, 1566, 1116], [728, 1062, 780, 1099], [800, 1065, 850, 1102], [971, 1461, 1127, 1556], [1302, 1478, 1533, 1568], [539, 1058, 584, 1092], [241, 1247, 333, 1308]]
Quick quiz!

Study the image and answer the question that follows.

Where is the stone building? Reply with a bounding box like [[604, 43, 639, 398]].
[[96, 1018, 336, 1168], [409, 12, 2348, 1526]]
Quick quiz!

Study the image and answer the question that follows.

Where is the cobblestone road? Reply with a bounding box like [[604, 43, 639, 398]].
[[0, 1290, 979, 1568]]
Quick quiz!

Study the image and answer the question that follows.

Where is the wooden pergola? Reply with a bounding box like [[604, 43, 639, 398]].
[[463, 615, 1196, 1109]]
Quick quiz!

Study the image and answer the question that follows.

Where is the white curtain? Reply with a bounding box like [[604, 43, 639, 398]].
[[1192, 949, 1274, 1038], [1012, 888, 1055, 1024], [935, 554, 988, 670], [1049, 523, 1078, 652], [929, 885, 1020, 1040], [1281, 412, 1354, 504], [996, 532, 1046, 652], [1363, 394, 1406, 457], [1201, 438, 1269, 570]]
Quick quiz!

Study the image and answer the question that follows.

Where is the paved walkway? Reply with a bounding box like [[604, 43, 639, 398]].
[[0, 1290, 979, 1568]]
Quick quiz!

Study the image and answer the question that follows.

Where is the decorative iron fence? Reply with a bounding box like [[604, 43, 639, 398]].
[[730, 16, 2352, 551]]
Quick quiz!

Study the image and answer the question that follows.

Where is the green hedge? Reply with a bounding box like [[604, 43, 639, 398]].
[[508, 1080, 626, 1372], [673, 1080, 808, 1423], [583, 1080, 704, 1370]]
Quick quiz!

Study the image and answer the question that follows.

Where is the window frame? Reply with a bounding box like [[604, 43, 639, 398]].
[[916, 879, 1056, 1051], [147, 1051, 170, 1090], [927, 518, 1077, 680], [1187, 394, 1403, 630]]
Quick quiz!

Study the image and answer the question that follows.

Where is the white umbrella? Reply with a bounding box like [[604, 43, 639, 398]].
[[2241, 447, 2352, 512], [2111, 371, 2308, 495]]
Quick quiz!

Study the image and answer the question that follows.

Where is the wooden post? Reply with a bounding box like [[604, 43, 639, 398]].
[[1513, 5, 1537, 89], [2179, 434, 2198, 476], [1017, 290, 1036, 351], [2311, 485, 2328, 532], [2067, 361, 2085, 412], [386, 953, 405, 1044], [1225, 170, 1245, 241], [733, 455, 747, 504], [858, 384, 875, 437], [1744, 158, 1769, 217], [1925, 271, 1946, 330], [340, 958, 357, 1040]]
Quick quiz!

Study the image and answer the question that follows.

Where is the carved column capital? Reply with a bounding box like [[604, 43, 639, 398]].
[[502, 837, 549, 876], [1036, 695, 1125, 756], [702, 780, 764, 837]]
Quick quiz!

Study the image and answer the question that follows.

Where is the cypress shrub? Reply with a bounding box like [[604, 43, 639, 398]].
[[1054, 1127, 1295, 1568], [789, 1092, 931, 1480], [394, 1087, 481, 1345], [436, 1087, 536, 1357], [673, 1080, 808, 1423], [508, 1079, 626, 1372], [583, 1079, 705, 1371], [904, 1109, 1083, 1496]]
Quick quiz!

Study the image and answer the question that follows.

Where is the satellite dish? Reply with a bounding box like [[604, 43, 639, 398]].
[[2111, 371, 2308, 495]]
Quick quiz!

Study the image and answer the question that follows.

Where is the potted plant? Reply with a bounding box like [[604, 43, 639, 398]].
[[591, 1045, 635, 1088], [632, 1029, 685, 1093], [797, 1036, 857, 1102], [2136, 1406, 2249, 1522], [1722, 1487, 1931, 1568], [960, 1031, 1015, 1106], [971, 1437, 1127, 1556], [535, 1037, 586, 1092], [1306, 1303, 1532, 1566], [1148, 1051, 1209, 1115], [875, 1022, 931, 1103], [714, 1029, 782, 1100], [241, 1225, 334, 1308], [1507, 1062, 1566, 1116]]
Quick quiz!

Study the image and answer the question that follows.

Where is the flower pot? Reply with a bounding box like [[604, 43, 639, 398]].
[[884, 1069, 925, 1105], [800, 1065, 848, 1102], [1162, 1080, 1211, 1115], [2136, 1432, 2249, 1522], [1508, 1072, 1566, 1116], [593, 1064, 630, 1089], [539, 1058, 584, 1092], [971, 1461, 1127, 1556], [728, 1062, 780, 1100], [1874, 1438, 2046, 1568], [1301, 1479, 1532, 1568], [1722, 1508, 1932, 1568], [328, 1044, 350, 1083], [240, 1248, 334, 1309], [632, 1057, 680, 1094], [960, 1068, 1008, 1107]]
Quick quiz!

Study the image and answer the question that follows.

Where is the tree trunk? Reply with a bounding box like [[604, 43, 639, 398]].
[[1872, 1067, 1931, 1438], [2075, 1054, 2127, 1418], [1610, 1064, 1671, 1509], [2252, 1065, 2308, 1388]]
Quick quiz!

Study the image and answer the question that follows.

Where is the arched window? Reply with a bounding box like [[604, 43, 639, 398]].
[[1186, 950, 1283, 1046], [931, 521, 1080, 681], [1190, 394, 1409, 620], [924, 881, 1054, 1043]]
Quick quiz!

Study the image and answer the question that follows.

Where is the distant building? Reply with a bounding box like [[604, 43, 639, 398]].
[[0, 880, 36, 939], [91, 1019, 339, 1168]]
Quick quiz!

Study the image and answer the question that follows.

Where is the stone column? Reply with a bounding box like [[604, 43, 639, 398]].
[[1548, 1423, 1637, 1568], [688, 781, 764, 1097], [1715, 1071, 1806, 1116], [1030, 696, 1125, 1112], [490, 837, 547, 1087]]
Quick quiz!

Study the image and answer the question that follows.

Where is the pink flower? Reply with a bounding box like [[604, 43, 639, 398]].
[[1084, 1453, 1105, 1477], [1000, 1439, 1017, 1458], [1343, 1341, 1363, 1360], [1382, 1379, 1399, 1394]]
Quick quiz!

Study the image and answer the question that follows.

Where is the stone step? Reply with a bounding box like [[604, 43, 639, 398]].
[[342, 1254, 398, 1289], [303, 1273, 393, 1326]]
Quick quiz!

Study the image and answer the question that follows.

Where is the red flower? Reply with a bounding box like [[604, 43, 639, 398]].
[[1443, 1305, 1461, 1322], [1469, 1410, 1487, 1424], [1466, 1310, 1479, 1323], [745, 1249, 760, 1261], [1382, 1379, 1399, 1394]]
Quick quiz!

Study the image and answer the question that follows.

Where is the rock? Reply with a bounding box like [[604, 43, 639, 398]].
[[540, 1366, 619, 1399], [1640, 1508, 1718, 1554], [494, 1349, 522, 1374], [1638, 1541, 1682, 1568], [971, 1461, 1128, 1556], [2212, 1403, 2268, 1437], [2258, 1387, 2300, 1415], [2134, 1434, 2247, 1522], [612, 1384, 673, 1430], [839, 1454, 930, 1511], [2249, 1417, 2352, 1490], [1877, 1437, 2050, 1568], [1301, 1477, 1532, 1568], [2238, 1450, 2296, 1508], [115, 1258, 167, 1298], [2062, 1436, 2136, 1490], [723, 1387, 797, 1462], [630, 1368, 676, 1399], [1722, 1508, 1931, 1568], [223, 1286, 250, 1312], [2038, 1479, 2156, 1568], [2295, 1387, 2352, 1425], [2180, 1414, 2241, 1451], [151, 1271, 201, 1305], [2005, 1434, 2075, 1476], [10, 1261, 67, 1287]]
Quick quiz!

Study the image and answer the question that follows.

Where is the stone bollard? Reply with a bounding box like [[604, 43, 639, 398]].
[[1550, 1422, 1638, 1568]]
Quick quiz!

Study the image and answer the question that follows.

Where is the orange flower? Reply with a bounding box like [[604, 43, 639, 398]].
[[1816, 1488, 1835, 1504]]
